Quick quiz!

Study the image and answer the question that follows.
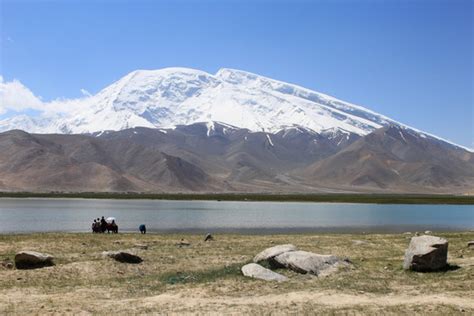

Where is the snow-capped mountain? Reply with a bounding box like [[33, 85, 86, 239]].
[[2, 67, 472, 194], [1, 67, 396, 134], [0, 67, 467, 151]]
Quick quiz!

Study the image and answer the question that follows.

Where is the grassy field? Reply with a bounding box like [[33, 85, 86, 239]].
[[0, 192, 473, 204], [0, 232, 473, 314]]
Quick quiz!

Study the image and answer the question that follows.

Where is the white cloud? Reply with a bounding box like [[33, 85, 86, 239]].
[[44, 96, 90, 114], [0, 76, 93, 117], [0, 76, 44, 113]]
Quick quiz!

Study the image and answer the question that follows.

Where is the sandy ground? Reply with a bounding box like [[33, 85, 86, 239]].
[[1, 232, 473, 315]]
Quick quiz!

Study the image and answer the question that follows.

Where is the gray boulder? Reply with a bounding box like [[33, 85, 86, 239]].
[[241, 263, 288, 282], [103, 251, 143, 264], [468, 241, 474, 248], [274, 250, 347, 276], [253, 244, 297, 263], [403, 235, 448, 272], [15, 251, 54, 269]]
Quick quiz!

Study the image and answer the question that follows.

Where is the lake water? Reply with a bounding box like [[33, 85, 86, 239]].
[[0, 198, 473, 234]]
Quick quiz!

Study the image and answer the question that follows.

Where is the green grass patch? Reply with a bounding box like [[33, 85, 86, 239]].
[[0, 192, 473, 204], [160, 262, 245, 285]]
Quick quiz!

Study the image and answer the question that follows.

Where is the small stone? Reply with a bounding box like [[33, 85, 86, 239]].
[[467, 241, 474, 248], [176, 239, 191, 247], [1, 260, 14, 269], [204, 233, 214, 242], [134, 244, 148, 250], [424, 231, 432, 234], [102, 251, 143, 264]]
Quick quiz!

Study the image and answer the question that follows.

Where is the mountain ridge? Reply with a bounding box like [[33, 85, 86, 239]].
[[0, 122, 472, 194], [1, 67, 469, 151]]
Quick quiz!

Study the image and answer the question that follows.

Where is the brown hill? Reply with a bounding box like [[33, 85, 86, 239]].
[[299, 126, 474, 193], [0, 124, 472, 194]]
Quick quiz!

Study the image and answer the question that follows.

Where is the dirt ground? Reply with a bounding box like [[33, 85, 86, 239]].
[[0, 232, 473, 315]]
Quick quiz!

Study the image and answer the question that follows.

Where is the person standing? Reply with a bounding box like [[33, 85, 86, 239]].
[[100, 216, 107, 233]]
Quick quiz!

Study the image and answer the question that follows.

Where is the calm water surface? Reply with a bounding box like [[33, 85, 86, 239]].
[[0, 198, 473, 233]]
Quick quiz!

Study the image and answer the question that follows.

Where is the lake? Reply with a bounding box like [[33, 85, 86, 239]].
[[0, 198, 473, 234]]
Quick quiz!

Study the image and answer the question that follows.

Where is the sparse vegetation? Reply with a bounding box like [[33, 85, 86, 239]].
[[0, 192, 473, 204], [1, 232, 473, 314]]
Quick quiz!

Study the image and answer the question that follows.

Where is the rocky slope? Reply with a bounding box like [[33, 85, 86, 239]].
[[0, 123, 472, 193]]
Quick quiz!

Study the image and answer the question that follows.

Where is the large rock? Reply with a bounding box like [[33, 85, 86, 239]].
[[253, 244, 297, 263], [241, 263, 288, 282], [403, 235, 448, 272], [15, 251, 54, 269], [102, 251, 143, 264], [273, 251, 346, 276]]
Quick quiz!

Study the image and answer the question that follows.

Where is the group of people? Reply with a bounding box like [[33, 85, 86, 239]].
[[92, 216, 118, 233]]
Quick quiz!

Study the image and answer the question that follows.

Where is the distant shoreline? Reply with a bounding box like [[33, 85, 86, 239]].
[[0, 192, 472, 204], [2, 227, 472, 236]]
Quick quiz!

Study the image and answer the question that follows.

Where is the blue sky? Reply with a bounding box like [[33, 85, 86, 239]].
[[1, 0, 472, 147]]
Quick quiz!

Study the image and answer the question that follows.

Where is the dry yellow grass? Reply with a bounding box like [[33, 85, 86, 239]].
[[0, 232, 473, 315]]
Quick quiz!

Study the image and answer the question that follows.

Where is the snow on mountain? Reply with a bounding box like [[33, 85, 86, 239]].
[[0, 67, 468, 151]]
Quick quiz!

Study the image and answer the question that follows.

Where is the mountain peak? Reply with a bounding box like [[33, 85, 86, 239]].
[[127, 67, 213, 76], [215, 68, 261, 84]]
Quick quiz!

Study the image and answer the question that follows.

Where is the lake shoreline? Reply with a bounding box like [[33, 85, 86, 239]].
[[1, 192, 473, 204], [2, 227, 473, 236]]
